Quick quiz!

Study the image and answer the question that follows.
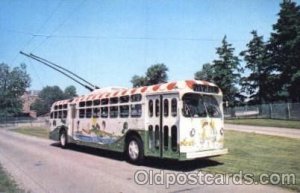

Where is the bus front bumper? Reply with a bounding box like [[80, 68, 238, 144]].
[[183, 148, 228, 160]]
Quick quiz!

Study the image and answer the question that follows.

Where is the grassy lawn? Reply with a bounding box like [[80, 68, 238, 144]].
[[11, 127, 49, 139], [0, 164, 25, 193], [225, 118, 300, 129], [203, 130, 300, 192]]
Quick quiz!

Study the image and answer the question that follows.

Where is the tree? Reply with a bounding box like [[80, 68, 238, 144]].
[[131, 63, 169, 87], [240, 31, 270, 104], [0, 63, 31, 117], [31, 86, 65, 115], [212, 36, 243, 106], [267, 0, 300, 101], [31, 85, 78, 116], [194, 63, 214, 82], [131, 75, 147, 88], [64, 85, 77, 98]]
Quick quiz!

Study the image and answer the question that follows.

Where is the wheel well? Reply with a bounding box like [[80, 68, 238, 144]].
[[124, 130, 142, 151], [59, 126, 67, 134]]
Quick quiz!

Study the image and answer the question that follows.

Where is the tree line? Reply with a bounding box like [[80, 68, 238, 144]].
[[1, 0, 299, 117]]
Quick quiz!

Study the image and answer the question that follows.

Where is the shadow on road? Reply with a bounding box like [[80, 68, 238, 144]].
[[51, 143, 222, 172]]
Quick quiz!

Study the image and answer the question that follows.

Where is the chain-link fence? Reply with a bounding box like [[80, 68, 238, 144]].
[[224, 103, 300, 120]]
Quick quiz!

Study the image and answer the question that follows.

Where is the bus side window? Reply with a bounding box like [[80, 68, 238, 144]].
[[63, 110, 67, 118], [131, 104, 142, 117], [86, 108, 92, 118], [93, 100, 100, 106], [171, 125, 177, 152], [120, 105, 129, 118], [93, 108, 100, 118], [86, 101, 92, 107], [101, 107, 108, 118], [54, 112, 57, 119], [164, 99, 169, 117], [149, 100, 153, 117], [171, 98, 177, 117], [155, 99, 160, 117], [58, 111, 62, 118], [110, 106, 118, 118], [50, 112, 53, 119], [79, 109, 85, 118]]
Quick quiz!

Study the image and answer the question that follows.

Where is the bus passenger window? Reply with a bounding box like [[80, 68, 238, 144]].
[[171, 125, 177, 152], [79, 102, 85, 107], [50, 112, 54, 119], [86, 108, 92, 118], [63, 104, 68, 109], [54, 112, 57, 119], [164, 126, 169, 150], [131, 104, 142, 117], [58, 111, 62, 118], [171, 98, 177, 117], [131, 94, 142, 102], [86, 101, 92, 107], [101, 99, 108, 105], [164, 99, 169, 117], [63, 110, 67, 118], [120, 105, 129, 118], [155, 99, 160, 117], [110, 97, 118, 104], [110, 106, 118, 118], [79, 109, 85, 118], [54, 105, 58, 110], [120, 95, 129, 103], [59, 105, 62, 109], [148, 125, 154, 149], [93, 108, 100, 118], [93, 99, 100, 106], [155, 125, 159, 149], [101, 107, 108, 118]]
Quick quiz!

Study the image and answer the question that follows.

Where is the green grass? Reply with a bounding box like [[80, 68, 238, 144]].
[[225, 118, 300, 129], [203, 130, 300, 192], [11, 127, 49, 139], [0, 164, 25, 193]]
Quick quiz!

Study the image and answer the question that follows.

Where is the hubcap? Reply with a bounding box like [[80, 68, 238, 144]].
[[128, 140, 139, 160], [60, 133, 66, 146]]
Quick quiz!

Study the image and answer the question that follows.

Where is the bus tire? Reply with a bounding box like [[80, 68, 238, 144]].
[[126, 135, 144, 164], [59, 129, 68, 148]]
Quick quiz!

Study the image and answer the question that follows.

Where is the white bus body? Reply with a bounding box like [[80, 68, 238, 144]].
[[49, 80, 228, 162]]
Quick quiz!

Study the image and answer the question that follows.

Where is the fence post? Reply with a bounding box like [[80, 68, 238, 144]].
[[286, 103, 291, 120], [269, 104, 273, 119]]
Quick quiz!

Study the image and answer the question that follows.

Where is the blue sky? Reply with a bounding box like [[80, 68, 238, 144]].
[[1, 0, 299, 95]]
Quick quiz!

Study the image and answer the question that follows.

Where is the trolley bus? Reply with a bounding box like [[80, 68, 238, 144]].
[[49, 80, 228, 163]]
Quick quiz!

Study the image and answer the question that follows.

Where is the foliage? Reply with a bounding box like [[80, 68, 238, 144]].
[[0, 63, 31, 117], [64, 85, 78, 98], [194, 63, 214, 82], [267, 0, 300, 101], [240, 31, 272, 104], [131, 63, 168, 87], [31, 85, 77, 116]]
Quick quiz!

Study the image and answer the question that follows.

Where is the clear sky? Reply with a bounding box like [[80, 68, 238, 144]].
[[1, 0, 299, 95]]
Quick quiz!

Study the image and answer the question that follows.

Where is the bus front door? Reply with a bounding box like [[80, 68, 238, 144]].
[[146, 94, 179, 158]]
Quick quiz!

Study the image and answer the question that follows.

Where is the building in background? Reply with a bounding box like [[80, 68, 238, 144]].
[[21, 90, 40, 118]]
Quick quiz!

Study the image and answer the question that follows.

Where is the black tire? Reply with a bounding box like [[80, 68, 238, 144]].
[[59, 130, 68, 148], [126, 135, 144, 164]]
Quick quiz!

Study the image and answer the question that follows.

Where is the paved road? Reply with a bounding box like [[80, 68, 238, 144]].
[[225, 124, 300, 139], [0, 128, 292, 193]]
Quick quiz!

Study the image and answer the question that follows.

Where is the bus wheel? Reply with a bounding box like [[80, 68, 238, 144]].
[[126, 136, 144, 164], [59, 130, 68, 148]]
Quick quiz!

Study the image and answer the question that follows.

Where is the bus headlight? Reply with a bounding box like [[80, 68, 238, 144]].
[[190, 128, 196, 137]]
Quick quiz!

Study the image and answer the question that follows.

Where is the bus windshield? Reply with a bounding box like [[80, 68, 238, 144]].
[[182, 93, 221, 118]]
